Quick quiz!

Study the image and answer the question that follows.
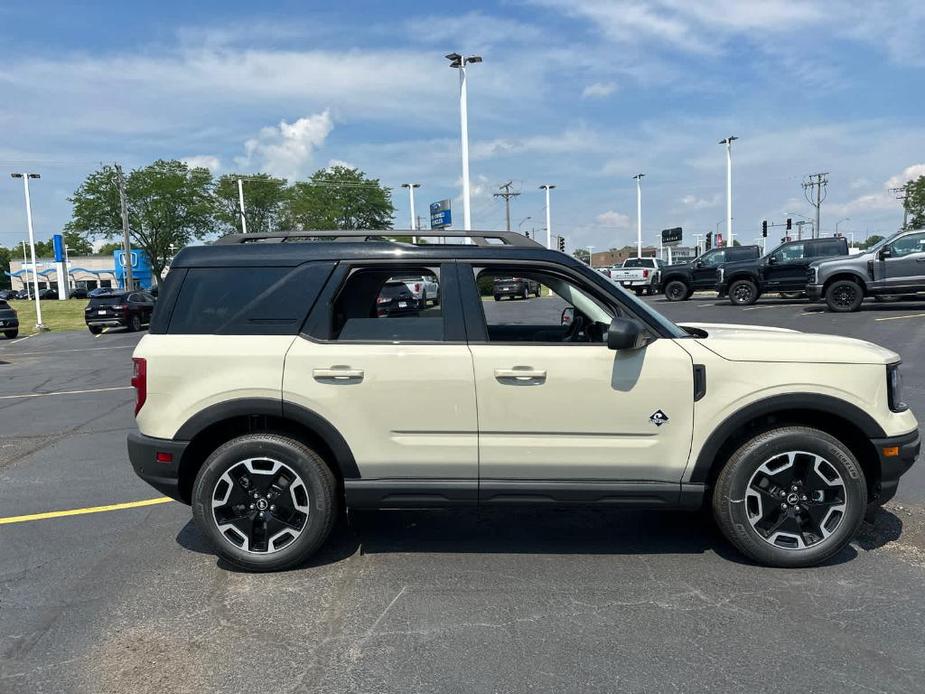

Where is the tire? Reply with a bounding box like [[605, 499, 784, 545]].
[[494, 295, 501, 301], [664, 280, 688, 302], [646, 286, 655, 296], [4, 329, 18, 339], [88, 325, 102, 335], [728, 279, 759, 305], [712, 426, 866, 568], [128, 314, 142, 332], [192, 433, 338, 572], [521, 287, 529, 300], [534, 286, 541, 298], [633, 288, 644, 296], [825, 280, 863, 313]]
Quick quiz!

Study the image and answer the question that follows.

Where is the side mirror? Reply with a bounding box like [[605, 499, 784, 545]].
[[607, 317, 645, 350], [694, 260, 703, 268], [879, 247, 892, 260], [560, 306, 574, 325], [767, 255, 778, 265]]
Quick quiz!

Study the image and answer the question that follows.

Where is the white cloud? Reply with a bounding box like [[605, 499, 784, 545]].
[[238, 111, 334, 180], [887, 164, 925, 190], [595, 210, 632, 228], [582, 81, 617, 98], [681, 193, 719, 209], [326, 158, 355, 171], [182, 155, 221, 172], [829, 163, 925, 217]]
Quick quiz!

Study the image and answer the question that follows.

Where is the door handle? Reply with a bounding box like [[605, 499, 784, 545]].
[[313, 367, 364, 381], [494, 368, 547, 382]]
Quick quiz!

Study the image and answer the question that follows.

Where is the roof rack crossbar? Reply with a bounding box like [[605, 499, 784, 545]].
[[215, 229, 545, 248]]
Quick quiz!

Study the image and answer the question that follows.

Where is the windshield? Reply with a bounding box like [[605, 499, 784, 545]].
[[90, 295, 128, 305], [867, 231, 903, 253], [622, 259, 653, 268]]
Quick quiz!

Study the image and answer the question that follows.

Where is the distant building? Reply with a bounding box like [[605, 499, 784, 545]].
[[589, 246, 660, 268], [6, 250, 153, 291]]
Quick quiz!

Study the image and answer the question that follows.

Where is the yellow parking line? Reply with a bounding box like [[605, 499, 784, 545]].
[[874, 313, 925, 322], [0, 497, 173, 525]]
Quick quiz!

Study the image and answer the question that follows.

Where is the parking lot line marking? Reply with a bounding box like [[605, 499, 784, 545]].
[[874, 313, 925, 322], [742, 305, 792, 311], [0, 497, 172, 525], [8, 345, 134, 357], [0, 386, 132, 400]]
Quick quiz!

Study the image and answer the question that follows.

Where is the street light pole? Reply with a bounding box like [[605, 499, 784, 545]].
[[586, 245, 594, 266], [446, 53, 482, 242], [719, 136, 737, 246], [237, 178, 248, 234], [401, 183, 421, 243], [836, 217, 850, 237], [11, 173, 45, 330], [517, 216, 531, 234], [633, 174, 645, 257], [539, 184, 555, 249]]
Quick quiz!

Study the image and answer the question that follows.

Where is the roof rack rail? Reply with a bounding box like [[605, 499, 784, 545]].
[[214, 229, 545, 248]]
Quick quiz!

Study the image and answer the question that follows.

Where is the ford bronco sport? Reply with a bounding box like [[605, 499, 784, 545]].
[[128, 230, 919, 571]]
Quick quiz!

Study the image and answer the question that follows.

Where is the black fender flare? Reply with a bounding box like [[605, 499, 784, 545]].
[[175, 397, 360, 479], [661, 273, 690, 288], [688, 393, 886, 484], [822, 271, 869, 293]]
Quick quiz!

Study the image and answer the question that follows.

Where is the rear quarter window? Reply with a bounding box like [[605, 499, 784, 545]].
[[166, 262, 335, 335]]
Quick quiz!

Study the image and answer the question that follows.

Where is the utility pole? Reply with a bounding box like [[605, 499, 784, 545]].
[[633, 173, 645, 257], [493, 181, 521, 231], [719, 136, 737, 246], [114, 164, 135, 291], [802, 172, 828, 239], [237, 178, 248, 234], [539, 184, 555, 249], [890, 187, 909, 230], [11, 172, 45, 330]]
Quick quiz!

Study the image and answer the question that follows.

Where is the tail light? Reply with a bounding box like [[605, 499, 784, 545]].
[[112, 304, 127, 312], [131, 357, 147, 415], [414, 283, 422, 292], [642, 269, 650, 278]]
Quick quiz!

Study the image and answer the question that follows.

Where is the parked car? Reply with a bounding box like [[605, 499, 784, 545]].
[[14, 289, 32, 300], [0, 300, 19, 338], [89, 287, 115, 297], [69, 287, 90, 299], [807, 228, 925, 311], [84, 291, 156, 334], [127, 229, 918, 572], [37, 288, 58, 300], [375, 281, 418, 317], [609, 257, 664, 296], [394, 274, 439, 308], [717, 237, 849, 305], [0, 289, 17, 301], [660, 245, 762, 301], [493, 276, 541, 300]]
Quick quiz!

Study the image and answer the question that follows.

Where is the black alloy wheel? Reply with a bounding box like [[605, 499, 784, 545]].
[[665, 280, 688, 301], [825, 280, 863, 312], [729, 279, 758, 305]]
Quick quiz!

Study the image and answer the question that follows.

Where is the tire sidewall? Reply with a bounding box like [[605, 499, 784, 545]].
[[729, 279, 758, 305], [713, 427, 866, 567], [665, 280, 687, 301], [826, 280, 863, 312], [192, 434, 336, 571]]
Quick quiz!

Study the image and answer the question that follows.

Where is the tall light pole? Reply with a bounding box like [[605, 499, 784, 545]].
[[237, 178, 248, 234], [719, 136, 737, 246], [517, 216, 531, 234], [633, 173, 645, 257], [401, 183, 421, 243], [446, 52, 482, 241], [11, 173, 45, 330], [836, 217, 850, 237], [539, 184, 555, 249], [586, 245, 595, 266], [20, 241, 32, 299]]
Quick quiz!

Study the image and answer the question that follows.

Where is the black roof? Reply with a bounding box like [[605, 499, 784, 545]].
[[171, 230, 581, 269]]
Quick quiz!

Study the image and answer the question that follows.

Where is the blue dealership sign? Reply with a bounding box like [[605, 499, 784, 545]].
[[53, 234, 65, 262], [113, 249, 153, 289], [430, 199, 452, 229]]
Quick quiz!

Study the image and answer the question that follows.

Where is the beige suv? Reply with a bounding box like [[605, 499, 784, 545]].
[[128, 230, 919, 571]]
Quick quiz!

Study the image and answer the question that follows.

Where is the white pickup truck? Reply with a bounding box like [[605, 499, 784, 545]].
[[609, 257, 665, 295]]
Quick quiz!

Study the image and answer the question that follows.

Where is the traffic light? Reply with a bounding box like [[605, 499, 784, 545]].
[[524, 230, 530, 239], [557, 236, 565, 252], [762, 220, 768, 237], [786, 218, 792, 231], [705, 231, 712, 250]]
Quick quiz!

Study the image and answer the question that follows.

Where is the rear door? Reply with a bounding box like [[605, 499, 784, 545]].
[[285, 261, 478, 488]]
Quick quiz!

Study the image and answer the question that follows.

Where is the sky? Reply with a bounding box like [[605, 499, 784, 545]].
[[1, 0, 924, 254]]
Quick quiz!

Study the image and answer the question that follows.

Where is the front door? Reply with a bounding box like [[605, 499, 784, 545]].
[[692, 249, 724, 288], [882, 231, 925, 290], [764, 242, 808, 290], [462, 263, 695, 485]]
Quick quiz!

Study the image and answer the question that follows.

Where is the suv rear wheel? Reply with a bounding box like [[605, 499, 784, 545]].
[[712, 426, 866, 567], [825, 279, 864, 312], [4, 329, 17, 339], [664, 280, 688, 302], [192, 433, 338, 572], [728, 279, 759, 305]]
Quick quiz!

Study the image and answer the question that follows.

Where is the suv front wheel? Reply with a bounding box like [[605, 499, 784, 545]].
[[192, 433, 338, 572], [712, 426, 866, 567], [664, 280, 688, 302], [825, 279, 864, 312], [728, 279, 759, 305]]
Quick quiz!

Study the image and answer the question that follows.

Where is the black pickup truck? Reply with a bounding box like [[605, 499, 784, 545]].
[[717, 236, 849, 305], [660, 245, 761, 301]]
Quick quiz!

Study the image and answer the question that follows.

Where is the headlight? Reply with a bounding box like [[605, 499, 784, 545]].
[[809, 267, 818, 284], [887, 363, 908, 412]]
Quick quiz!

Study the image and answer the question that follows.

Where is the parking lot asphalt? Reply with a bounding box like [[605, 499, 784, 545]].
[[2, 297, 925, 693]]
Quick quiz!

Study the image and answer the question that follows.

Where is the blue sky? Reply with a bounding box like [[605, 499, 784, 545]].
[[1, 0, 924, 252]]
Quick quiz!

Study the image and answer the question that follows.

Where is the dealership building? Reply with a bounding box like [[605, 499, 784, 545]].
[[6, 250, 154, 292]]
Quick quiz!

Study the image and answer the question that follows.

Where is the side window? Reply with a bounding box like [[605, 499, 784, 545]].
[[890, 232, 925, 258], [330, 266, 443, 342], [475, 268, 614, 344], [700, 250, 724, 267], [772, 243, 804, 264]]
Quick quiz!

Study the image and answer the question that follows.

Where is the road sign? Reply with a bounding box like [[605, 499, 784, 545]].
[[661, 227, 682, 246], [430, 200, 452, 229]]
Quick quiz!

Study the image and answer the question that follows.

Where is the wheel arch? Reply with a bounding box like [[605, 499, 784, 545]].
[[822, 272, 868, 294], [662, 273, 688, 287], [690, 393, 885, 501], [175, 398, 359, 504], [726, 272, 758, 287]]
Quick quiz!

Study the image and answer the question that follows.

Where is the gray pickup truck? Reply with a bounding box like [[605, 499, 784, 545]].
[[807, 228, 925, 311]]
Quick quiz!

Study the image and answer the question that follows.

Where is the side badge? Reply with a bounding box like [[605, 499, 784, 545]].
[[649, 410, 669, 427]]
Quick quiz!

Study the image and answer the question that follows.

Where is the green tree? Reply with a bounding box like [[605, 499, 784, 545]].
[[904, 175, 925, 229], [573, 248, 590, 263], [283, 165, 394, 230], [66, 160, 214, 285], [858, 235, 884, 250], [96, 241, 124, 255], [213, 173, 288, 235], [0, 246, 11, 289]]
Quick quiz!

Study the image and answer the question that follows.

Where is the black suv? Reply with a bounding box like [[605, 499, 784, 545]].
[[717, 237, 849, 305], [0, 300, 19, 338], [84, 291, 156, 334], [660, 245, 762, 301], [493, 276, 541, 300]]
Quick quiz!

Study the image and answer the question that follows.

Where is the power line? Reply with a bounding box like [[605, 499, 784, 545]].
[[492, 180, 521, 231], [890, 186, 909, 230], [802, 172, 828, 239]]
